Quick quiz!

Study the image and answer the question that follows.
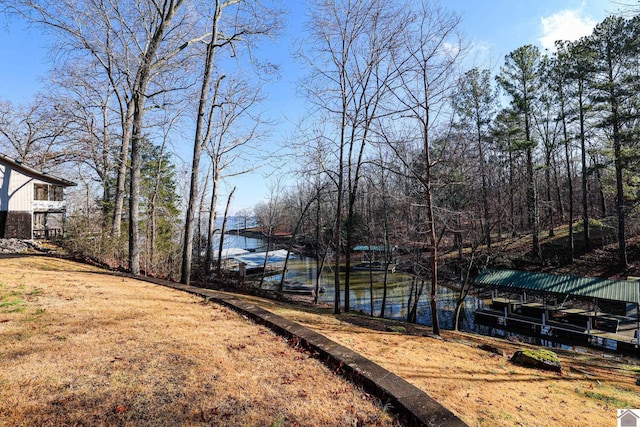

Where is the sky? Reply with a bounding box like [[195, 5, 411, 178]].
[[0, 0, 625, 214]]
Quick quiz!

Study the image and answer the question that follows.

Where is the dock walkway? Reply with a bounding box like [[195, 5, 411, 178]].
[[476, 305, 640, 354]]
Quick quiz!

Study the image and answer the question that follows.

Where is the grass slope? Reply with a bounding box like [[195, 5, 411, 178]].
[[0, 256, 395, 427], [245, 295, 640, 427]]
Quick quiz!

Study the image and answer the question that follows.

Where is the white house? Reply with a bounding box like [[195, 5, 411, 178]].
[[0, 153, 75, 239]]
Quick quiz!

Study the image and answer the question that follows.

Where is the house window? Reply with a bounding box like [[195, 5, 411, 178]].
[[34, 184, 63, 201], [33, 212, 45, 229], [51, 186, 63, 201], [34, 184, 48, 201], [33, 212, 63, 239]]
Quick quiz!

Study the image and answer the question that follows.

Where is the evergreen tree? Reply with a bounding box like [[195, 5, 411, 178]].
[[497, 45, 542, 259], [587, 15, 640, 268], [550, 41, 576, 259], [453, 68, 497, 250], [566, 38, 597, 253], [141, 139, 179, 274]]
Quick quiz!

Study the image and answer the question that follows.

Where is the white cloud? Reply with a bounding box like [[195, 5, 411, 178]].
[[442, 41, 462, 59], [538, 9, 596, 51]]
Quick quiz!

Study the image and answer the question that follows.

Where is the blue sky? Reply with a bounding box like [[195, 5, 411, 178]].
[[0, 0, 623, 213]]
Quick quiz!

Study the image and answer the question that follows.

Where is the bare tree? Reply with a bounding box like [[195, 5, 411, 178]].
[[387, 1, 462, 335], [125, 0, 191, 275], [4, 0, 213, 275], [45, 60, 125, 229], [293, 134, 335, 304], [180, 0, 281, 284], [203, 78, 266, 275], [0, 97, 74, 170], [301, 0, 407, 313], [254, 179, 285, 288], [278, 182, 326, 292]]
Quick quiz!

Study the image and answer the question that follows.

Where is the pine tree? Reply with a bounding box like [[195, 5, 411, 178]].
[[587, 16, 640, 268], [453, 68, 497, 250], [497, 45, 542, 259]]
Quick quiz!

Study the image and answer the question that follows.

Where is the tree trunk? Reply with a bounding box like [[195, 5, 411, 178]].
[[197, 164, 213, 263], [333, 138, 344, 315], [216, 187, 235, 282], [526, 145, 541, 259], [313, 196, 327, 305], [578, 82, 591, 252], [379, 209, 391, 319], [258, 228, 273, 289], [408, 278, 425, 324], [561, 101, 574, 260], [423, 120, 440, 336], [545, 152, 554, 238], [509, 148, 516, 237], [608, 56, 627, 267], [129, 91, 145, 275], [279, 193, 317, 292], [613, 113, 627, 268], [344, 215, 352, 312], [552, 155, 564, 221], [128, 0, 184, 276], [477, 112, 491, 250], [181, 12, 223, 284], [112, 103, 133, 238], [206, 170, 220, 272]]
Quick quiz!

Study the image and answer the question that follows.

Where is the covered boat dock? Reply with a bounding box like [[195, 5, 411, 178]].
[[352, 245, 396, 272], [474, 269, 640, 354], [212, 248, 290, 278]]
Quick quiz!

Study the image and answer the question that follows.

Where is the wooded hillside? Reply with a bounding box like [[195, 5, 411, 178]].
[[0, 2, 639, 311]]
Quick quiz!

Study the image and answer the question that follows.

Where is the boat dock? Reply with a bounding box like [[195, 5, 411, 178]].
[[474, 269, 640, 355], [476, 298, 640, 353]]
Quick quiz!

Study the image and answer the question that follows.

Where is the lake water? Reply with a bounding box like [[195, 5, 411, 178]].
[[224, 244, 482, 331], [213, 232, 266, 253], [211, 224, 485, 331], [269, 258, 599, 352], [212, 228, 600, 349], [259, 254, 485, 332], [211, 216, 264, 252]]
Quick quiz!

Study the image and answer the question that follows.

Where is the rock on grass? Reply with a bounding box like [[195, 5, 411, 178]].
[[510, 349, 562, 372]]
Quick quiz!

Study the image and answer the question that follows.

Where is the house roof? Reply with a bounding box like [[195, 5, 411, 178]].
[[475, 269, 640, 304], [233, 249, 290, 267], [0, 153, 76, 187], [353, 245, 394, 252], [212, 247, 250, 260]]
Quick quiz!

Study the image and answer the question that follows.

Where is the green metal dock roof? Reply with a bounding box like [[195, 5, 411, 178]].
[[353, 245, 393, 252], [475, 269, 640, 303]]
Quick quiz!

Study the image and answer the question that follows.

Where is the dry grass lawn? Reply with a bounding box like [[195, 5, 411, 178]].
[[0, 256, 395, 427], [5, 254, 640, 427], [247, 297, 640, 427]]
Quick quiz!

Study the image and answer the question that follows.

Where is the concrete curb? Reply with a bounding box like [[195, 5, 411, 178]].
[[126, 274, 468, 427]]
